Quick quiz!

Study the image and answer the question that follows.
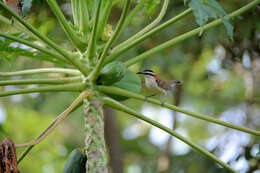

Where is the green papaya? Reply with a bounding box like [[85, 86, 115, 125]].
[[98, 61, 126, 85], [62, 149, 87, 173]]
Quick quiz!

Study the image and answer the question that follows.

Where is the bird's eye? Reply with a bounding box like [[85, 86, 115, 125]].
[[176, 80, 182, 84]]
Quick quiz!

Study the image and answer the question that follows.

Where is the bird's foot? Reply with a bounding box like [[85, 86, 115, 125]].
[[161, 100, 166, 106], [145, 94, 156, 99]]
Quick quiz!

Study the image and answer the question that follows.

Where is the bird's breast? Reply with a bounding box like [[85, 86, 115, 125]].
[[144, 78, 166, 94]]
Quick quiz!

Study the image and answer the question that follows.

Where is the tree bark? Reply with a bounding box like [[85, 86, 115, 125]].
[[104, 106, 124, 173]]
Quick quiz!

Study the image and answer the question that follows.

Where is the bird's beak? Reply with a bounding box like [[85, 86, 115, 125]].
[[136, 71, 145, 75]]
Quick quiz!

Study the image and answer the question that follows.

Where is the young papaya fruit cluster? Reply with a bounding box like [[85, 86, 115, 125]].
[[97, 61, 141, 101]]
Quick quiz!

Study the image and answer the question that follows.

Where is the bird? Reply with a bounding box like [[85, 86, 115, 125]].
[[3, 0, 23, 16], [137, 69, 182, 104]]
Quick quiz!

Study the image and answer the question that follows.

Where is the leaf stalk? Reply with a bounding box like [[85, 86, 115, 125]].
[[115, 0, 169, 51], [125, 0, 260, 66], [0, 77, 82, 86], [0, 68, 81, 76], [103, 97, 237, 173], [98, 86, 260, 136], [86, 0, 102, 61], [0, 1, 89, 75], [0, 83, 85, 97], [46, 0, 87, 51], [88, 0, 131, 82], [0, 32, 70, 65], [105, 8, 193, 64]]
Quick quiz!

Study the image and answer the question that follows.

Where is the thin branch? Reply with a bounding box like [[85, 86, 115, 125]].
[[87, 0, 102, 61], [98, 86, 260, 136], [0, 77, 82, 86], [0, 68, 81, 76], [105, 8, 192, 64], [16, 103, 72, 162], [15, 90, 93, 148], [0, 15, 38, 40], [102, 97, 237, 173], [46, 0, 87, 51], [0, 1, 60, 50], [17, 90, 94, 163], [0, 83, 85, 97], [0, 32, 70, 65], [88, 0, 131, 82], [17, 103, 82, 163], [115, 0, 169, 51], [125, 0, 260, 67], [116, 0, 149, 40], [0, 1, 89, 75]]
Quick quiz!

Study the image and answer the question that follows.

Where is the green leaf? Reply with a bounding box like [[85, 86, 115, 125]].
[[205, 0, 226, 17], [0, 41, 34, 61], [189, 0, 233, 41], [0, 40, 67, 66], [222, 17, 234, 42], [205, 0, 233, 41], [108, 70, 142, 101], [188, 0, 216, 26], [22, 0, 33, 16]]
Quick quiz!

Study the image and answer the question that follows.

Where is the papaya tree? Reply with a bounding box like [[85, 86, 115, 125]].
[[0, 0, 260, 172]]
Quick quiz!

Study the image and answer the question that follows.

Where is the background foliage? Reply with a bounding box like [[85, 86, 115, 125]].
[[0, 0, 259, 172]]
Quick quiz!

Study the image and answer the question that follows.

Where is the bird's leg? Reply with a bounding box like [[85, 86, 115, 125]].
[[161, 93, 168, 105], [145, 94, 156, 99]]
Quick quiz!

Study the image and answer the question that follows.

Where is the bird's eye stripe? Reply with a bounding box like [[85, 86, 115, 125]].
[[143, 72, 154, 76]]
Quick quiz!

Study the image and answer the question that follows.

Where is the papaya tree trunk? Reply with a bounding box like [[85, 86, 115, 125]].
[[84, 95, 108, 173]]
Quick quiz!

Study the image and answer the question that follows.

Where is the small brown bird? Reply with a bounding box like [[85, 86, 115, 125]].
[[137, 69, 182, 104], [3, 0, 22, 16]]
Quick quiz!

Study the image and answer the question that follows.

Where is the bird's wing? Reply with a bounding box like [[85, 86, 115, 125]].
[[155, 78, 171, 91]]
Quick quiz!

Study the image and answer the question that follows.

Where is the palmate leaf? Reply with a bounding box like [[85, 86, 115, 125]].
[[188, 0, 233, 41], [0, 41, 67, 66], [0, 41, 33, 61], [221, 17, 234, 42], [205, 0, 233, 42], [205, 0, 226, 16], [0, 33, 67, 66], [1, 32, 35, 45], [188, 0, 216, 26]]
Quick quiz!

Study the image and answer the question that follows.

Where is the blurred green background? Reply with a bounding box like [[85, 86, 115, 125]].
[[0, 0, 260, 172]]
